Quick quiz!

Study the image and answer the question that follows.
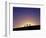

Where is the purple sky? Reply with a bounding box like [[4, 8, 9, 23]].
[[13, 7, 40, 28]]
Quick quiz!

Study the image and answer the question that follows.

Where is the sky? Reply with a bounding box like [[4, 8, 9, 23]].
[[13, 7, 40, 28]]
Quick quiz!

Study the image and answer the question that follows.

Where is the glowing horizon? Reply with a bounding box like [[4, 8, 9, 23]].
[[13, 7, 40, 28]]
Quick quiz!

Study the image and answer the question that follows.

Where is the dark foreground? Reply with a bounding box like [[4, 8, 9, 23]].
[[13, 25, 40, 31]]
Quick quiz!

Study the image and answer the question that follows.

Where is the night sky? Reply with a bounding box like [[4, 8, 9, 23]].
[[13, 7, 40, 28]]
